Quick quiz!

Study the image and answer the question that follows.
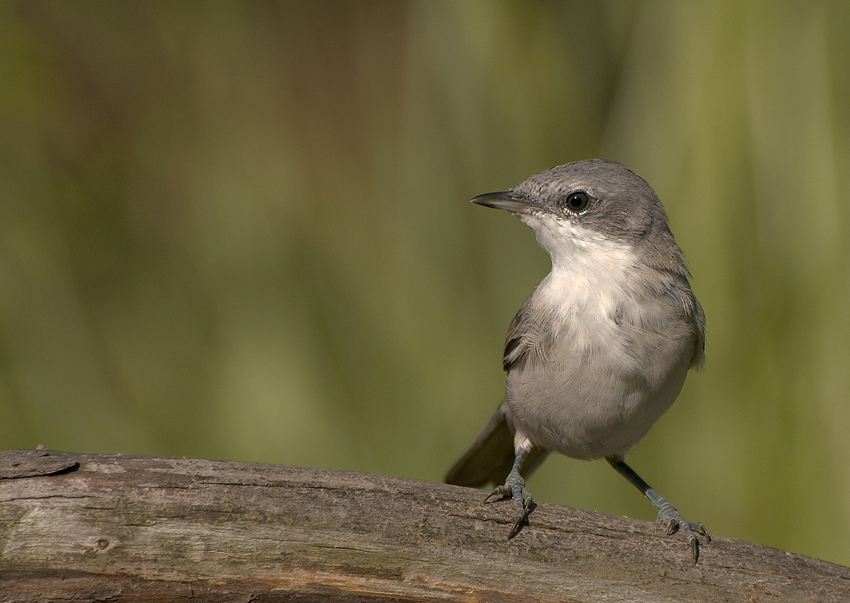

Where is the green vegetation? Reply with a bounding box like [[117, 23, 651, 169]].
[[1, 1, 848, 566]]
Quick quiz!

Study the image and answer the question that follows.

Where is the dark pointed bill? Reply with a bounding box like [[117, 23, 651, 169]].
[[470, 191, 536, 213]]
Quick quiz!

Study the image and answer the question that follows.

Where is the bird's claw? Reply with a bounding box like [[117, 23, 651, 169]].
[[483, 484, 511, 503], [485, 472, 533, 539], [657, 505, 710, 564]]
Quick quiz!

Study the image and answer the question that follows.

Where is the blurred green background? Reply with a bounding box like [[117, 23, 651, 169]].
[[1, 1, 848, 566]]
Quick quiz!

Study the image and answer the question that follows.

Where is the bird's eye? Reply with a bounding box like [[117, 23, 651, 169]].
[[564, 192, 589, 213]]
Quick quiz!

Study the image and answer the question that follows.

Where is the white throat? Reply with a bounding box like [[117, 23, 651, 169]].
[[519, 212, 638, 317]]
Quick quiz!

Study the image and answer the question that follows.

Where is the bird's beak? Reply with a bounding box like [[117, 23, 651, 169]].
[[470, 191, 536, 214]]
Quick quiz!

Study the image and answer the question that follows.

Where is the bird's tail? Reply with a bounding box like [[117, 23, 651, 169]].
[[445, 401, 549, 487]]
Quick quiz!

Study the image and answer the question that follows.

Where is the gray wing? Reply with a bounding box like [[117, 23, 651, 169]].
[[445, 293, 551, 488], [502, 293, 542, 371]]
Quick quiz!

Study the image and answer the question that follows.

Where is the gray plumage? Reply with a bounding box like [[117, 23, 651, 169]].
[[446, 159, 709, 562]]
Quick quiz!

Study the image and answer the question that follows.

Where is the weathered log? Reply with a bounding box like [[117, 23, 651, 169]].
[[0, 448, 847, 602]]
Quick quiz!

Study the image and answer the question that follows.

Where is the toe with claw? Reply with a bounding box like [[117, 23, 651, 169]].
[[656, 501, 710, 564], [485, 470, 534, 538]]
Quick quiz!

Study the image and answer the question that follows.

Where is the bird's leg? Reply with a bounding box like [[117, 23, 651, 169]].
[[485, 447, 533, 538], [606, 455, 710, 564]]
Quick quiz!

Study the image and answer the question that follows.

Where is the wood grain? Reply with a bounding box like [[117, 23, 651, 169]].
[[0, 449, 847, 602]]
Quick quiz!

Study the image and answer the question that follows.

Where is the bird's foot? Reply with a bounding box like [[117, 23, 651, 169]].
[[484, 470, 533, 538], [656, 500, 710, 564]]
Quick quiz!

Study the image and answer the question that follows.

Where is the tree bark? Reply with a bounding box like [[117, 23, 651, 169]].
[[0, 448, 847, 602]]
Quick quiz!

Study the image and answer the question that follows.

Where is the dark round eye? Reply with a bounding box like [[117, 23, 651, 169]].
[[565, 191, 589, 213]]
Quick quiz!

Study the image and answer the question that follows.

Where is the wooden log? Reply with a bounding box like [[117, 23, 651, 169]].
[[0, 448, 847, 602]]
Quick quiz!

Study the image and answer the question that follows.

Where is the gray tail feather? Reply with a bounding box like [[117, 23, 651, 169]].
[[445, 403, 549, 488]]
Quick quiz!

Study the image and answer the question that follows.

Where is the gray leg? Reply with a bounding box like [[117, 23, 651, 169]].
[[607, 455, 709, 563], [485, 447, 533, 538]]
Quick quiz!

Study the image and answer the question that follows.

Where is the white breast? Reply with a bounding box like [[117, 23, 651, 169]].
[[506, 215, 694, 458]]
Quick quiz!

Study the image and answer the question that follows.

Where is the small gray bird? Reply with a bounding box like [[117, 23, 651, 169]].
[[446, 159, 709, 562]]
